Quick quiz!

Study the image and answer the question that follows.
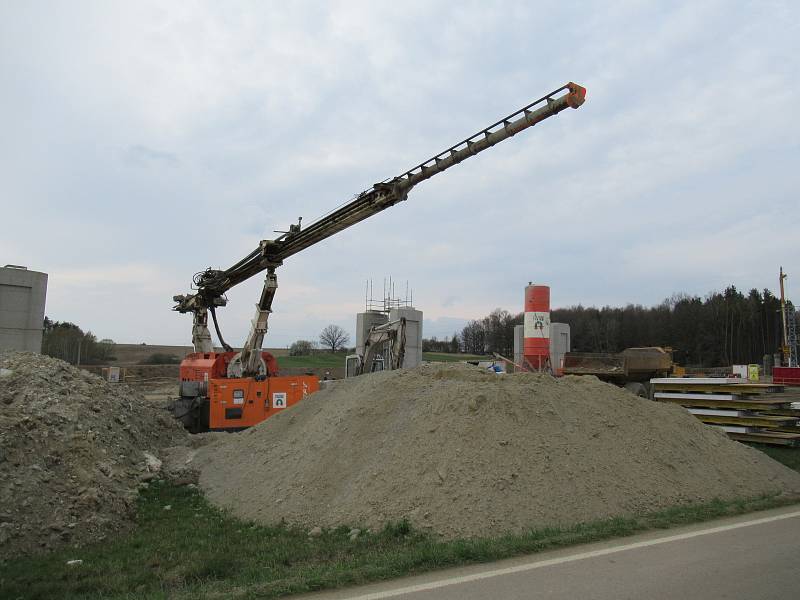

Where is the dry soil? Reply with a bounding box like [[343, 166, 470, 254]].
[[195, 363, 800, 539], [0, 351, 187, 557]]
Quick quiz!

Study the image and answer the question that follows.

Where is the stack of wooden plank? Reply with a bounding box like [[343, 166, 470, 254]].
[[651, 377, 800, 447]]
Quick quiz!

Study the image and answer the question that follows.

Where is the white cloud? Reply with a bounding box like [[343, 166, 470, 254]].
[[2, 1, 798, 345]]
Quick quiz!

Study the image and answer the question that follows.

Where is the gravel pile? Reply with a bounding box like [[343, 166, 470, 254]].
[[195, 363, 800, 539], [0, 351, 186, 557]]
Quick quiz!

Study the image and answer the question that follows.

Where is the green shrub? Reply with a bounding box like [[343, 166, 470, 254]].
[[140, 353, 181, 365], [289, 340, 315, 356]]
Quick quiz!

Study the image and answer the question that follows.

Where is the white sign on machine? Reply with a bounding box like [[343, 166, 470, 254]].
[[272, 392, 287, 409], [524, 312, 550, 338]]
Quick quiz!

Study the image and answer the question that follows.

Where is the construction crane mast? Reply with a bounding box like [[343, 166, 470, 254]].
[[780, 267, 798, 368], [174, 83, 587, 380]]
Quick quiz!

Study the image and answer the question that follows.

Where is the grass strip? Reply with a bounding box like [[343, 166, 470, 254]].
[[273, 352, 350, 370], [748, 444, 800, 471], [1, 480, 796, 600]]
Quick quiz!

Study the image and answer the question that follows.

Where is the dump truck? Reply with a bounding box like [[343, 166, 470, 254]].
[[562, 347, 673, 397]]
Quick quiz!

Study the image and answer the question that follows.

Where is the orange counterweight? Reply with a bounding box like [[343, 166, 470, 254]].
[[207, 374, 319, 430]]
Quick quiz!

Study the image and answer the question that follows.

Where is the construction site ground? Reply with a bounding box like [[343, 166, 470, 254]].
[[2, 354, 800, 599]]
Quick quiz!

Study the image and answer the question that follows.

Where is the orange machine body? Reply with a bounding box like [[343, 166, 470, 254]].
[[176, 351, 316, 432], [207, 374, 319, 430], [523, 284, 551, 371], [179, 351, 279, 382]]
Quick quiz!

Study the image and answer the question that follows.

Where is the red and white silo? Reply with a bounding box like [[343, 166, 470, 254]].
[[523, 283, 550, 371]]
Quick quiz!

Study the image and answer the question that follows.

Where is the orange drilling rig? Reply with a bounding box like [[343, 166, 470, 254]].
[[171, 82, 587, 432]]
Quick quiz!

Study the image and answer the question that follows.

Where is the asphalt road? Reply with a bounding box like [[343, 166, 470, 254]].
[[300, 505, 800, 600]]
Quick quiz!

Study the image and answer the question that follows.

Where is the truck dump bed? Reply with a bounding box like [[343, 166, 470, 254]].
[[563, 353, 625, 376], [563, 347, 672, 380], [621, 347, 673, 375]]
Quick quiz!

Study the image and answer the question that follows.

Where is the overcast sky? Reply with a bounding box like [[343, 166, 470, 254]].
[[2, 1, 798, 348]]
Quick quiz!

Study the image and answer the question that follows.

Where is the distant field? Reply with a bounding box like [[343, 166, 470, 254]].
[[422, 352, 490, 362], [110, 344, 193, 365], [109, 345, 487, 367], [279, 351, 490, 369], [277, 352, 349, 369], [110, 343, 288, 365]]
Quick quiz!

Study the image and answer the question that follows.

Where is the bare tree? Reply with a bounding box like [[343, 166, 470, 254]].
[[319, 324, 350, 353]]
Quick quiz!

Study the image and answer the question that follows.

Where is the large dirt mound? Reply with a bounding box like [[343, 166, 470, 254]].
[[0, 352, 186, 557], [195, 363, 800, 539]]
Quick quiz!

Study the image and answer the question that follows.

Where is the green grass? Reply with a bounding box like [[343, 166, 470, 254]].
[[276, 352, 349, 369], [2, 477, 798, 600], [748, 444, 800, 471]]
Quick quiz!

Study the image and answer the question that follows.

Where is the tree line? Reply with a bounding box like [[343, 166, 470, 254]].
[[422, 286, 795, 367], [290, 324, 352, 356], [41, 317, 116, 365]]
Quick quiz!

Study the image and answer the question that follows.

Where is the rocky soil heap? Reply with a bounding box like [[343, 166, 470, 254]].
[[195, 363, 800, 539], [0, 351, 186, 558]]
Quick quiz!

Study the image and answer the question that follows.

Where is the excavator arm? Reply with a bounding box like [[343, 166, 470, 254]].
[[359, 318, 407, 375], [174, 83, 586, 376]]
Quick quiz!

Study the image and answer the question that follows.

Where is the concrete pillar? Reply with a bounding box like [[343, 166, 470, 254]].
[[0, 265, 48, 352], [355, 311, 388, 357], [390, 307, 423, 368], [550, 322, 571, 373], [513, 324, 524, 371]]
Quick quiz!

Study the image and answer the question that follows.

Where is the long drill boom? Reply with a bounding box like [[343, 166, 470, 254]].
[[174, 82, 586, 316], [276, 82, 586, 261]]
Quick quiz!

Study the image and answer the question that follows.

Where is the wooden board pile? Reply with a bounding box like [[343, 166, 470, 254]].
[[651, 378, 800, 447]]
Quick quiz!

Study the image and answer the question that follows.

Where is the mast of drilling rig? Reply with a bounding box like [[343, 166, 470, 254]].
[[174, 82, 588, 377]]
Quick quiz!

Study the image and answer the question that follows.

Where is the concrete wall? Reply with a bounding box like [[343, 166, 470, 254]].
[[550, 322, 571, 372], [0, 266, 48, 353], [389, 307, 423, 368], [355, 307, 423, 369]]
